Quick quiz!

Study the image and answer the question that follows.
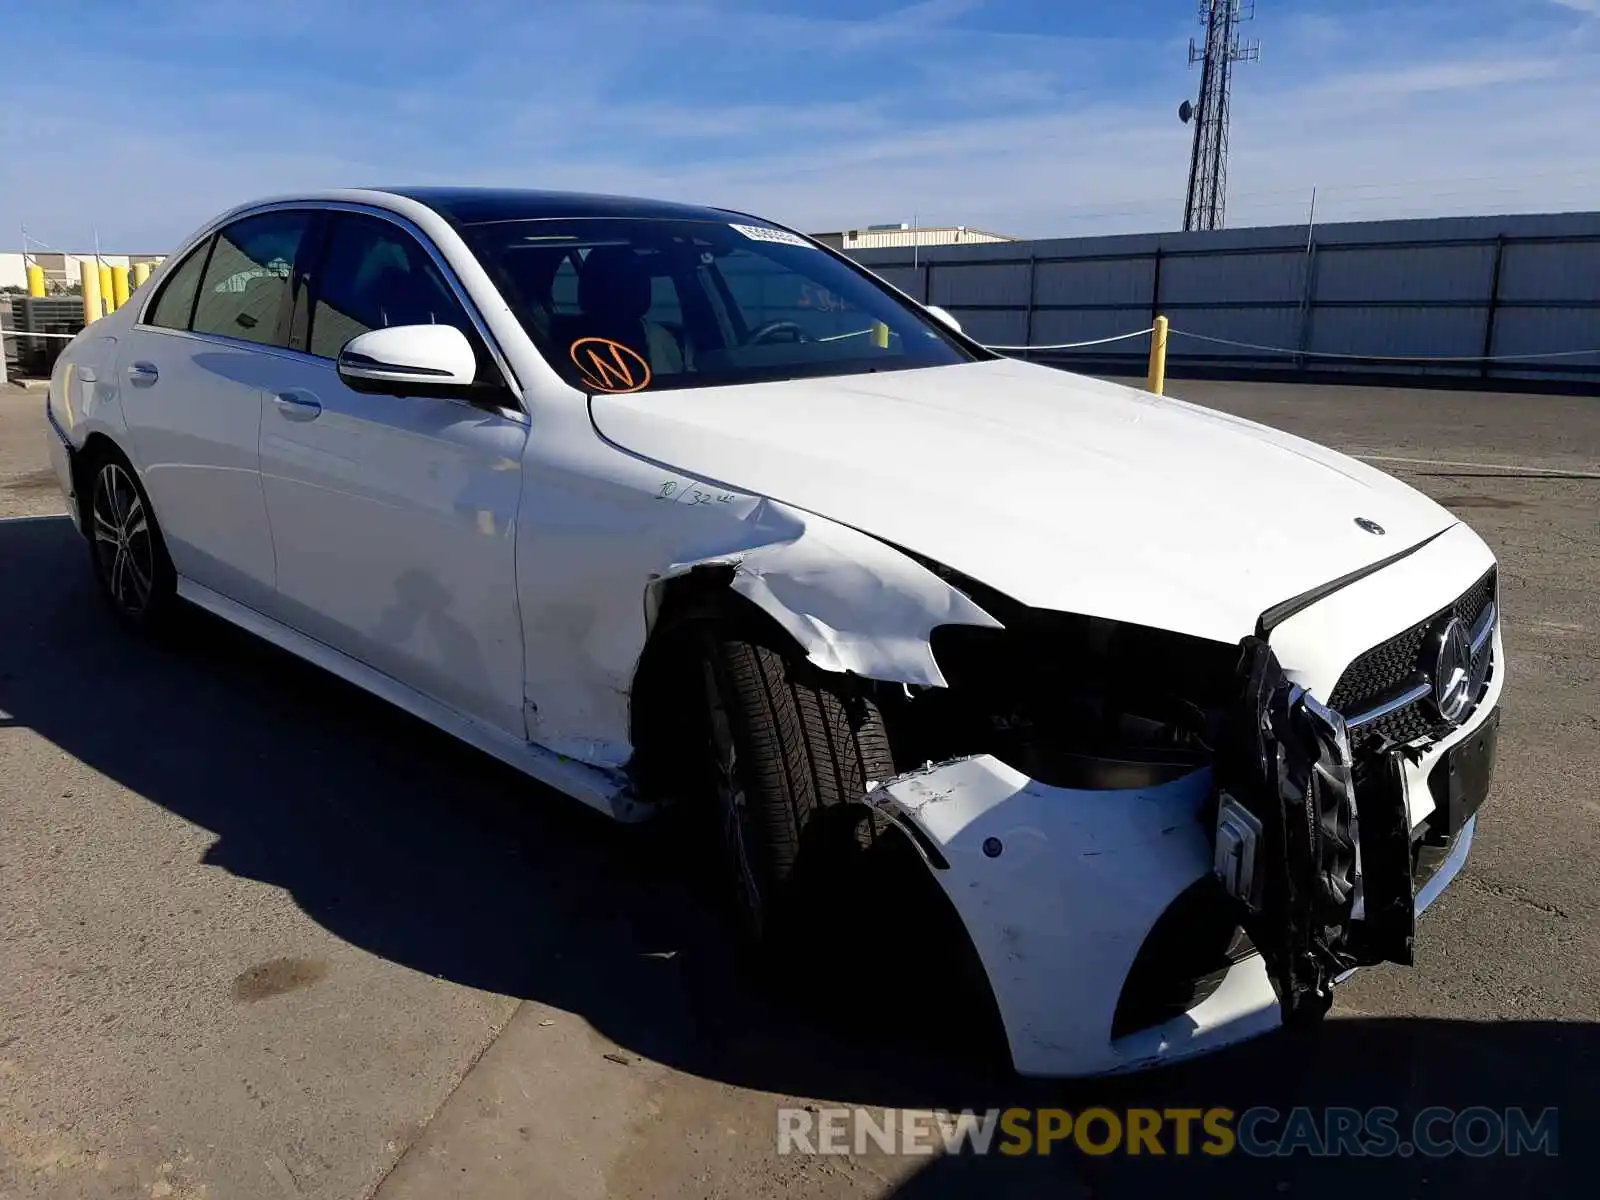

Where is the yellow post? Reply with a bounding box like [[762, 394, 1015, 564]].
[[132, 261, 153, 289], [80, 260, 102, 324], [26, 263, 46, 297], [112, 265, 131, 311], [1146, 314, 1169, 396], [98, 263, 114, 313]]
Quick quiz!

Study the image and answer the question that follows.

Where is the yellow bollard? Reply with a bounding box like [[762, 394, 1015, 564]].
[[98, 263, 114, 313], [26, 264, 46, 297], [112, 265, 131, 311], [1146, 314, 1169, 396], [132, 261, 152, 289], [80, 260, 103, 325]]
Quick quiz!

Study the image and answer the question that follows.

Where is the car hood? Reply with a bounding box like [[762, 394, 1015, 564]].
[[589, 358, 1457, 643]]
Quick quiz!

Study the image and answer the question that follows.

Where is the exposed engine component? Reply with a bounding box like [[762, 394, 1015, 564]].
[[1215, 636, 1415, 1025], [874, 562, 1239, 791]]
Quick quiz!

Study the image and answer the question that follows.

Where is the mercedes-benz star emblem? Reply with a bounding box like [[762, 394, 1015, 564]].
[[1355, 517, 1386, 535], [1428, 616, 1475, 726]]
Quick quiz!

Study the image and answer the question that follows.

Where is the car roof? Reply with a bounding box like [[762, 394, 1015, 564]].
[[373, 186, 753, 227]]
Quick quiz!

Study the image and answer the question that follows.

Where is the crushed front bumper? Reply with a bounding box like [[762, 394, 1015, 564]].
[[869, 526, 1504, 1079], [874, 708, 1493, 1077]]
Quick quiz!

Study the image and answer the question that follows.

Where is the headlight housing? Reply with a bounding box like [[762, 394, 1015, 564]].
[[878, 557, 1238, 790]]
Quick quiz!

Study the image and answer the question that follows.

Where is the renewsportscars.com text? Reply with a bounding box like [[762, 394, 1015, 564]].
[[776, 1106, 1559, 1159]]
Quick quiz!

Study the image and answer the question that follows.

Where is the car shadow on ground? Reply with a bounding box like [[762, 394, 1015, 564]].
[[886, 1015, 1593, 1197], [2, 515, 1591, 1197]]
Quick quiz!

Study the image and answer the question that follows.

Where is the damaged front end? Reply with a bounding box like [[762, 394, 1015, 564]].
[[858, 560, 1484, 1075], [1212, 638, 1417, 1027]]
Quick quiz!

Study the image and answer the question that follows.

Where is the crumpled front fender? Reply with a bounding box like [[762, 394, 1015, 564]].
[[653, 497, 1002, 687]]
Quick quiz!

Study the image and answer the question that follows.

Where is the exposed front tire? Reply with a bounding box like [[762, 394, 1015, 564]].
[[85, 448, 177, 631], [650, 608, 896, 947]]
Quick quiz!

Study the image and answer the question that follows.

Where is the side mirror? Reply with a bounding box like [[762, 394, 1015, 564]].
[[337, 325, 476, 393], [925, 305, 963, 334]]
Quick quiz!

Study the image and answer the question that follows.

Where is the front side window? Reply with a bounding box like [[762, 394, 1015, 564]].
[[463, 217, 977, 393], [146, 239, 211, 330], [191, 211, 310, 346], [307, 214, 474, 359]]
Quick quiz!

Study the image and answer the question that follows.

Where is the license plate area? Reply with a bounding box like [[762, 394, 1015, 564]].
[[1426, 706, 1500, 841]]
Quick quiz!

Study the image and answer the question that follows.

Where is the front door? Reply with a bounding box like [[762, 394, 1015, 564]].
[[256, 210, 528, 736]]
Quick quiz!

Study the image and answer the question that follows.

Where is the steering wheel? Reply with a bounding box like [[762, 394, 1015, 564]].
[[745, 319, 808, 346]]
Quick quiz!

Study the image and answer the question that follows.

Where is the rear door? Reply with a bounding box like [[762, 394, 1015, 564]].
[[119, 210, 312, 609], [256, 208, 529, 735]]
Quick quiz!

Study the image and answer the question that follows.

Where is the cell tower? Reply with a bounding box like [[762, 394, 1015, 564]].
[[1179, 0, 1259, 232]]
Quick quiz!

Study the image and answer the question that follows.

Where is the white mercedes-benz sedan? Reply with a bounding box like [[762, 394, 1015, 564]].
[[45, 188, 1503, 1077]]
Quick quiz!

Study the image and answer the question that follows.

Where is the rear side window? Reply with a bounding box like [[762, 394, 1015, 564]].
[[307, 214, 474, 360], [191, 211, 310, 346], [146, 240, 211, 330]]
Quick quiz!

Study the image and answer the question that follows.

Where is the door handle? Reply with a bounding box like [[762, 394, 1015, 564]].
[[127, 361, 159, 386], [274, 390, 322, 421]]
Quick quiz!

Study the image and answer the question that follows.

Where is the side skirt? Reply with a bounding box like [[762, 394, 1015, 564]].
[[175, 577, 644, 822]]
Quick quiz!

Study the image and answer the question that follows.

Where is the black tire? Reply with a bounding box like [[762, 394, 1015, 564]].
[[661, 610, 896, 946], [84, 446, 177, 631]]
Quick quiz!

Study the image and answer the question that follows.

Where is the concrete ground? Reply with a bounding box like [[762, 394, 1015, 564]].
[[1, 376, 1595, 1198]]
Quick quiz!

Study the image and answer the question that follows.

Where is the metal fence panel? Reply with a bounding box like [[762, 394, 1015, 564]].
[[1313, 244, 1496, 304], [850, 211, 1600, 382], [947, 308, 1029, 347], [1030, 308, 1154, 347], [1308, 305, 1488, 361], [1491, 307, 1600, 369], [1168, 306, 1303, 359], [870, 265, 926, 301], [929, 262, 1028, 307], [1498, 242, 1600, 302], [1161, 251, 1306, 305], [1034, 257, 1153, 308]]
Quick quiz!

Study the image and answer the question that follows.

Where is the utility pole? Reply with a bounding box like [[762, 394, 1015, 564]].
[[1179, 0, 1259, 232]]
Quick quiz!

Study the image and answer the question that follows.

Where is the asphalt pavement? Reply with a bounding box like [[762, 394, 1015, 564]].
[[1, 376, 1595, 1198]]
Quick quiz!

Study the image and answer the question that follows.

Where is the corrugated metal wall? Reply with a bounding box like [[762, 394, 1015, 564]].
[[850, 211, 1600, 383]]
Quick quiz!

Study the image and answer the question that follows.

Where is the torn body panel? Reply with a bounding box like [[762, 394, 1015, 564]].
[[513, 401, 999, 773], [656, 499, 1002, 687]]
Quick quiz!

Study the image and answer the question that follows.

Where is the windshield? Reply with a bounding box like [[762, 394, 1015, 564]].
[[460, 217, 979, 393]]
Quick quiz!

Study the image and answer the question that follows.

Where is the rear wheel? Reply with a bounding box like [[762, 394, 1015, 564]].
[[86, 451, 176, 630]]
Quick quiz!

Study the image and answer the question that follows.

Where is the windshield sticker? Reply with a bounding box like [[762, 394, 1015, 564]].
[[729, 223, 816, 249], [570, 337, 652, 394]]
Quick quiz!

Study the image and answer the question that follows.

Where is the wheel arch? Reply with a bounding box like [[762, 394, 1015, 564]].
[[626, 503, 1004, 770], [72, 432, 132, 531]]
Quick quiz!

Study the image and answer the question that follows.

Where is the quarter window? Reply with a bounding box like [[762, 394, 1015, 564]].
[[307, 214, 473, 360], [146, 240, 211, 330], [191, 211, 310, 346]]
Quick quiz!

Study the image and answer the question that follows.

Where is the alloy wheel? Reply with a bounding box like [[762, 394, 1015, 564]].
[[91, 463, 155, 616]]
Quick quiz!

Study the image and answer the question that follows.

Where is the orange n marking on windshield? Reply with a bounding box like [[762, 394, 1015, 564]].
[[570, 337, 652, 394]]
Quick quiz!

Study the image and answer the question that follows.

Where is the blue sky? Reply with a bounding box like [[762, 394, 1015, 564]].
[[5, 0, 1600, 251]]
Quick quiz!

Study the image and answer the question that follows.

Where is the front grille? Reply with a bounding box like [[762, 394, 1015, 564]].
[[1328, 567, 1497, 746]]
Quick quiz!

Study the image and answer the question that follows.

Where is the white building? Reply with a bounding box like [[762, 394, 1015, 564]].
[[810, 223, 1016, 251]]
